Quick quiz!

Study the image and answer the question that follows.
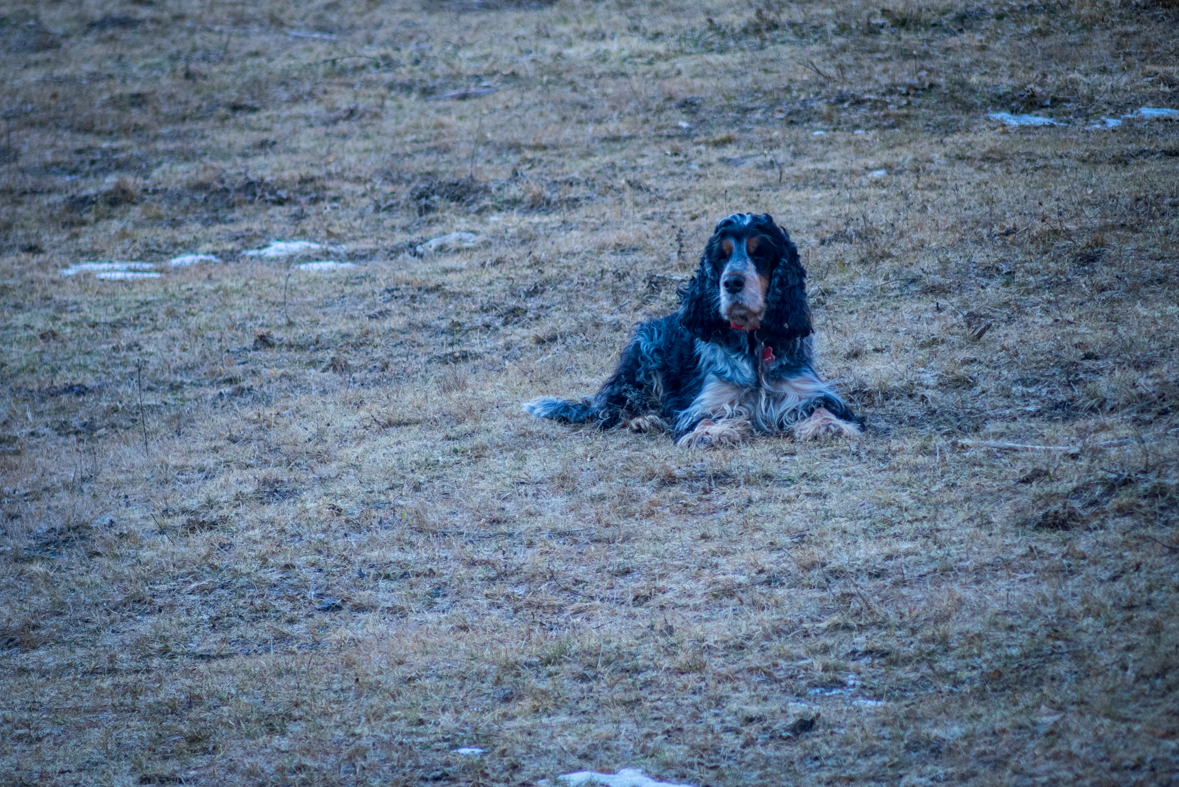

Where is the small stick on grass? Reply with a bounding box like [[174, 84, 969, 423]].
[[469, 115, 483, 180], [955, 438, 1135, 454], [283, 260, 295, 326], [955, 439, 1079, 454], [136, 359, 149, 455], [300, 55, 385, 69], [801, 59, 831, 80], [1144, 536, 1179, 553]]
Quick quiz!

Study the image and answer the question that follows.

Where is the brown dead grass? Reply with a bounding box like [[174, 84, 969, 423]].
[[2, 0, 1179, 785]]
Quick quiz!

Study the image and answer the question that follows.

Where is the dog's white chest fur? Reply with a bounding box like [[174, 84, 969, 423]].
[[675, 339, 856, 439]]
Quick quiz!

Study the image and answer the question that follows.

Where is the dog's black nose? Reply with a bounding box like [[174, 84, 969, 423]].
[[723, 274, 745, 294]]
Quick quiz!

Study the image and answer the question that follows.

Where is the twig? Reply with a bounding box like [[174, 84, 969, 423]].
[[1144, 536, 1179, 553], [136, 360, 150, 455], [955, 439, 1079, 454], [300, 54, 384, 68], [955, 438, 1135, 454], [468, 115, 483, 179], [283, 260, 295, 326], [800, 59, 831, 80]]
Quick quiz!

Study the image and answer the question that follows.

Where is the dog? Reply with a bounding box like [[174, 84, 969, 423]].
[[523, 213, 861, 447]]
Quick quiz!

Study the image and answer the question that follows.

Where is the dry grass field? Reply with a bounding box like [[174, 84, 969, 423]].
[[2, 0, 1178, 784]]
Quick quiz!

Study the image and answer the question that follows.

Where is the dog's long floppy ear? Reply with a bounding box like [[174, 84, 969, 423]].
[[759, 216, 813, 344], [677, 225, 731, 343]]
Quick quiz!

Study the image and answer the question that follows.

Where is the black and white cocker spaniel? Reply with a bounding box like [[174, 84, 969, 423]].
[[524, 213, 861, 447]]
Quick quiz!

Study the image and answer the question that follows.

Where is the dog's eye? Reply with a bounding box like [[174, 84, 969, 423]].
[[747, 236, 770, 258]]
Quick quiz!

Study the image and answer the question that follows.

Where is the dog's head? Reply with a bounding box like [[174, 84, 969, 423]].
[[679, 213, 811, 345]]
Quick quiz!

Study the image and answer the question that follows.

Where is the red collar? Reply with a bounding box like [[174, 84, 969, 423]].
[[730, 323, 775, 362]]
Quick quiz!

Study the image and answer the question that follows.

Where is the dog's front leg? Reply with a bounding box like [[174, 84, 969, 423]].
[[675, 417, 753, 448], [792, 406, 863, 440]]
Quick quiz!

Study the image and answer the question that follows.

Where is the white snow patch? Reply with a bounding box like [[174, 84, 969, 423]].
[[168, 253, 220, 267], [987, 112, 1060, 127], [808, 686, 847, 696], [415, 232, 489, 255], [547, 768, 697, 787], [1130, 107, 1179, 119], [240, 241, 324, 258], [94, 271, 163, 280], [296, 261, 357, 272], [288, 30, 337, 40], [452, 747, 485, 755], [61, 261, 157, 277], [990, 107, 1176, 129], [853, 129, 867, 134], [868, 169, 887, 178], [853, 698, 887, 707], [812, 130, 827, 136], [1089, 117, 1123, 129], [1087, 107, 1177, 129]]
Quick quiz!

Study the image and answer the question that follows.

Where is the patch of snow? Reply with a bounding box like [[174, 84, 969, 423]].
[[987, 112, 1060, 127], [240, 241, 324, 258], [61, 261, 157, 277], [168, 253, 220, 267], [1089, 117, 1122, 129], [288, 30, 337, 40], [415, 231, 490, 255], [677, 121, 693, 129], [853, 698, 887, 707], [868, 169, 887, 178], [548, 768, 697, 787], [297, 261, 357, 272], [94, 271, 163, 280], [452, 747, 485, 755], [1129, 107, 1179, 119], [1088, 108, 1177, 129], [853, 129, 867, 134], [812, 130, 827, 136], [808, 686, 847, 696]]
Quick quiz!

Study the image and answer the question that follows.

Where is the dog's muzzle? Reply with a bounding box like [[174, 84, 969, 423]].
[[719, 257, 766, 330]]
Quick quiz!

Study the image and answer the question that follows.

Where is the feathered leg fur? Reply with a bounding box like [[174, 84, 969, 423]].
[[523, 315, 701, 429]]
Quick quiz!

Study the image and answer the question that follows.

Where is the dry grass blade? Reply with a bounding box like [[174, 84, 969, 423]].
[[955, 439, 1081, 454]]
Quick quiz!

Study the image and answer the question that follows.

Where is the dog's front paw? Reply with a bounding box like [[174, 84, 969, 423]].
[[623, 414, 669, 433], [792, 406, 862, 441], [676, 418, 753, 449]]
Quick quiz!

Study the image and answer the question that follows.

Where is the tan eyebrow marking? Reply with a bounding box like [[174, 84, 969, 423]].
[[721, 239, 734, 256], [746, 236, 760, 254]]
